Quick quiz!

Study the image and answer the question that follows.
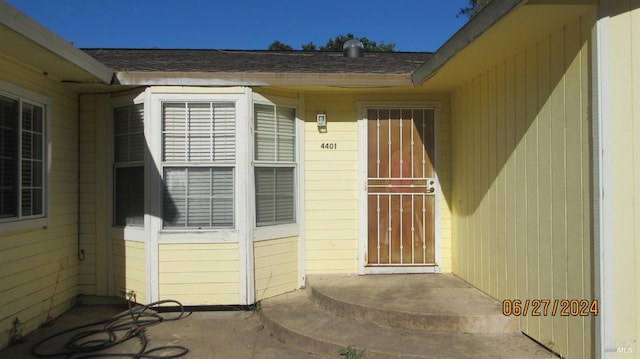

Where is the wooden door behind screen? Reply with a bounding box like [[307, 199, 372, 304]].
[[367, 108, 436, 265]]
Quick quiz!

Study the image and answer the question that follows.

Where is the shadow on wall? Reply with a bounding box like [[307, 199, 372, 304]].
[[450, 18, 591, 218], [100, 95, 179, 303], [447, 13, 595, 357]]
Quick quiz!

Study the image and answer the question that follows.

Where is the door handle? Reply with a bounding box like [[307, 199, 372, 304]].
[[426, 179, 436, 194]]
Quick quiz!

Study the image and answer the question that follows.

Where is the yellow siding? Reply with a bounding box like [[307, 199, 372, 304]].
[[450, 12, 594, 359], [111, 240, 147, 304], [437, 98, 453, 272], [79, 91, 144, 298], [158, 243, 239, 305], [254, 237, 298, 300], [0, 55, 81, 349], [304, 93, 452, 274], [605, 0, 640, 355], [78, 94, 98, 296]]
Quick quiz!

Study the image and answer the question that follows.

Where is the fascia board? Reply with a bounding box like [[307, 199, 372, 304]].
[[114, 71, 415, 88]]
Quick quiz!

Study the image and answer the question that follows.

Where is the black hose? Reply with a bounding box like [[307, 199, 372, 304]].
[[31, 299, 190, 358]]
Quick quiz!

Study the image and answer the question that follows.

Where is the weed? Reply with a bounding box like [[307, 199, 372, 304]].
[[339, 345, 365, 359], [251, 300, 262, 313], [9, 317, 26, 345], [45, 259, 69, 323]]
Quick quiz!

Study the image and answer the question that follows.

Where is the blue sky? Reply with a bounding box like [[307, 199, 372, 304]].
[[6, 0, 470, 52]]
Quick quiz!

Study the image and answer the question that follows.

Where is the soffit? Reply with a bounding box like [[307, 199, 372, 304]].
[[416, 3, 596, 93], [0, 2, 112, 85]]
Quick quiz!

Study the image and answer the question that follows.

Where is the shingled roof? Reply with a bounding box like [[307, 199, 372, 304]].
[[82, 49, 431, 75]]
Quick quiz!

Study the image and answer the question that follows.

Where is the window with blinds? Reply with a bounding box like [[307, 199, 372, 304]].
[[113, 103, 144, 226], [162, 102, 236, 229], [254, 104, 296, 226], [0, 94, 45, 221]]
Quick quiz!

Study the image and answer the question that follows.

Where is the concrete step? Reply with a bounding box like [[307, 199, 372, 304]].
[[306, 274, 519, 334], [260, 290, 554, 359]]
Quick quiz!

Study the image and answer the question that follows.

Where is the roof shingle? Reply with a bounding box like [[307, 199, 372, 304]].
[[82, 49, 431, 75]]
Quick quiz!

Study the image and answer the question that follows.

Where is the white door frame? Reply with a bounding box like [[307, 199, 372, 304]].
[[357, 102, 442, 275]]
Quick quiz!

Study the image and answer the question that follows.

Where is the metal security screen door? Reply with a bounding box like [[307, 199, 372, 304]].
[[366, 108, 436, 265]]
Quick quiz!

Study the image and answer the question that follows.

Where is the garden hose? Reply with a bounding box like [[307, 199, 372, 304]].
[[30, 299, 189, 358]]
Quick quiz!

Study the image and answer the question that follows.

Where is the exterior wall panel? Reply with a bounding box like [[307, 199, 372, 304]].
[[78, 94, 98, 296], [450, 12, 594, 359], [112, 240, 147, 304], [158, 243, 239, 305], [0, 55, 81, 349], [304, 93, 452, 274], [604, 0, 640, 354], [254, 237, 298, 300]]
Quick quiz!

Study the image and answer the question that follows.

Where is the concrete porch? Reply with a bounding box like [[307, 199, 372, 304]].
[[261, 274, 558, 358], [0, 274, 558, 358]]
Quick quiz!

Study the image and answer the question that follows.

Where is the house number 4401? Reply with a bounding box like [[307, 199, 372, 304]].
[[320, 143, 337, 150]]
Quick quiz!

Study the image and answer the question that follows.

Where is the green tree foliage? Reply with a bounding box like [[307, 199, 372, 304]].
[[268, 34, 395, 52], [268, 41, 293, 51], [458, 0, 492, 18], [301, 42, 317, 51]]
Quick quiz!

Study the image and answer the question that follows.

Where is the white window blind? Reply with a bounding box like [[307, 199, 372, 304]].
[[162, 101, 236, 229], [113, 103, 144, 227], [163, 102, 235, 163], [0, 94, 45, 221], [114, 103, 144, 163], [163, 167, 233, 228], [255, 167, 295, 226], [254, 103, 296, 226], [255, 104, 295, 162]]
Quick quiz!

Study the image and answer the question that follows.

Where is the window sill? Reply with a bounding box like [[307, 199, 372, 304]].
[[158, 229, 239, 243], [254, 223, 299, 242], [0, 217, 48, 235], [111, 226, 145, 242]]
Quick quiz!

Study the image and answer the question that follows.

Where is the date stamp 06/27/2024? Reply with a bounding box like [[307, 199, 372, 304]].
[[501, 299, 599, 317]]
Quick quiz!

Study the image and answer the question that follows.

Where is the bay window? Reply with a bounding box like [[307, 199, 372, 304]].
[[114, 90, 299, 239]]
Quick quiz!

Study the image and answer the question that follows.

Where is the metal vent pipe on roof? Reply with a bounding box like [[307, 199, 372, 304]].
[[343, 39, 364, 58]]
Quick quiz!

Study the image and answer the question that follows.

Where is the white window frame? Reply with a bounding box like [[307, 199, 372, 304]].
[[0, 80, 49, 233], [149, 92, 248, 244], [161, 101, 236, 230], [252, 93, 302, 241], [110, 92, 147, 243], [112, 101, 145, 228]]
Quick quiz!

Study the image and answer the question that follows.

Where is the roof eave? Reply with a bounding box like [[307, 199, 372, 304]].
[[114, 71, 416, 88], [411, 0, 528, 86], [0, 1, 113, 84]]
